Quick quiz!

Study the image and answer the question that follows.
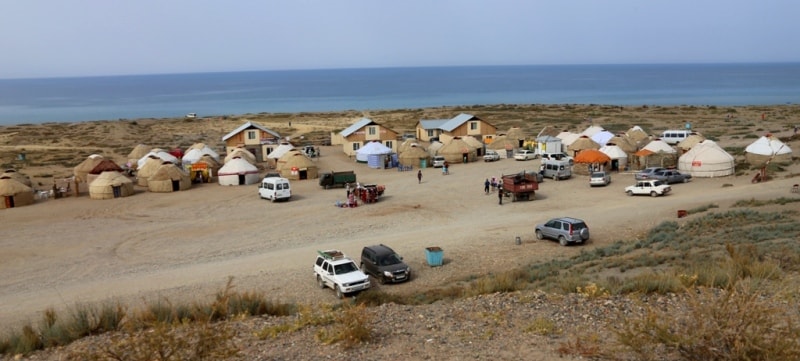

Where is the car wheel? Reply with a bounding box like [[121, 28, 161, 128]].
[[552, 174, 558, 180], [335, 285, 344, 299], [627, 190, 633, 196], [317, 275, 325, 289], [683, 178, 690, 183], [535, 230, 544, 240], [270, 196, 276, 203], [650, 191, 658, 197], [559, 236, 568, 246]]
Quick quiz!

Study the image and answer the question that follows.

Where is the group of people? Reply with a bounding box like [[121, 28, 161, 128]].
[[484, 176, 501, 194]]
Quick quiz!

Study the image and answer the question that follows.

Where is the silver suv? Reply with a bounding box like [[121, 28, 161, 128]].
[[535, 217, 590, 246]]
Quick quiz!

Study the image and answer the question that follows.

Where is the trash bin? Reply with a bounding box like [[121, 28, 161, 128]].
[[677, 210, 688, 218], [425, 247, 444, 266]]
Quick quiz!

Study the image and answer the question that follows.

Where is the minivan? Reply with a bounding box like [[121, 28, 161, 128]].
[[258, 176, 291, 202], [540, 159, 572, 180], [660, 130, 691, 145]]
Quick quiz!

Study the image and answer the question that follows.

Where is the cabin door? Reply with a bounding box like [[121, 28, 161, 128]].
[[172, 180, 180, 191], [238, 174, 246, 185], [3, 196, 13, 208]]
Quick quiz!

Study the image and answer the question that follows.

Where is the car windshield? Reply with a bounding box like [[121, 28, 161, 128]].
[[334, 262, 358, 274], [378, 254, 402, 266]]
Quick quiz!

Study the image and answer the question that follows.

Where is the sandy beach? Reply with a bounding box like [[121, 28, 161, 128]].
[[1, 104, 799, 359]]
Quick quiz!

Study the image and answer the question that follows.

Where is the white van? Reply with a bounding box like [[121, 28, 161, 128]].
[[540, 159, 572, 180], [661, 130, 691, 145], [258, 177, 291, 202]]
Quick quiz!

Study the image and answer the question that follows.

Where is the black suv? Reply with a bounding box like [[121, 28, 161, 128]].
[[360, 244, 411, 284]]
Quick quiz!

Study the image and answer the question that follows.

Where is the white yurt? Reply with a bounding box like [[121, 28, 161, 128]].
[[89, 171, 135, 200], [137, 150, 179, 169], [599, 144, 629, 171], [355, 141, 393, 166], [678, 140, 735, 177], [182, 145, 221, 165], [218, 157, 261, 186], [267, 143, 295, 161], [590, 130, 615, 147], [187, 143, 220, 161], [224, 147, 257, 165], [744, 134, 793, 167]]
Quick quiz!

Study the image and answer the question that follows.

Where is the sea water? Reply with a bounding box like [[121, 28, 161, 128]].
[[0, 63, 798, 126]]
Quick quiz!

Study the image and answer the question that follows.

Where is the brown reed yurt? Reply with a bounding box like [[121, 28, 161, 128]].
[[438, 137, 478, 163], [398, 145, 431, 168], [505, 127, 527, 148], [573, 149, 612, 175], [677, 133, 706, 153], [0, 176, 34, 209], [567, 136, 601, 155], [190, 154, 221, 183], [1, 169, 32, 187], [626, 126, 651, 148], [606, 134, 638, 154], [88, 171, 135, 200], [278, 151, 318, 180], [126, 144, 150, 169], [86, 159, 124, 185], [224, 147, 257, 165], [147, 163, 191, 192], [461, 136, 486, 157], [73, 154, 105, 183], [537, 125, 561, 138], [135, 158, 165, 187]]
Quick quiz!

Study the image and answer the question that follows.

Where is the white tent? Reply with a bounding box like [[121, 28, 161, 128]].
[[218, 158, 260, 186], [678, 140, 735, 177], [355, 141, 392, 163], [581, 125, 605, 137], [591, 130, 615, 147], [267, 143, 295, 160], [599, 144, 629, 170], [138, 150, 179, 169], [642, 139, 677, 154], [744, 135, 793, 166], [182, 144, 220, 164]]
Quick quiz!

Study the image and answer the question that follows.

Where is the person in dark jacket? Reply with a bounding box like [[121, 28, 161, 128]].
[[484, 179, 490, 194]]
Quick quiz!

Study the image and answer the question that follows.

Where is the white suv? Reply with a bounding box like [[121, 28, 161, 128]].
[[314, 250, 371, 298], [514, 150, 537, 161]]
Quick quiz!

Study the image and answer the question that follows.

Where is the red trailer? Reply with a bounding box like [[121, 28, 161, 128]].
[[501, 172, 539, 201]]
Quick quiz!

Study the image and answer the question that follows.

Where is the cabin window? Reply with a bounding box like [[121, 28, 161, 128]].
[[427, 130, 434, 137], [368, 127, 377, 135], [247, 130, 257, 140], [470, 121, 478, 130], [352, 143, 360, 151], [385, 141, 393, 149]]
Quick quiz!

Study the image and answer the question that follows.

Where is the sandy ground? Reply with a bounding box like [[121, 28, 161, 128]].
[[2, 140, 799, 331]]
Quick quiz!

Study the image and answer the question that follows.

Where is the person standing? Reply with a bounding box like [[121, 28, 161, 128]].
[[484, 178, 490, 194], [417, 170, 422, 184], [498, 188, 503, 205]]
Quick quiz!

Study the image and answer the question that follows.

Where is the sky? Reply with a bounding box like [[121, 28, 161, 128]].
[[2, 1, 799, 79]]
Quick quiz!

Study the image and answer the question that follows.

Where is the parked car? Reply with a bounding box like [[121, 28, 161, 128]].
[[589, 171, 611, 187], [514, 149, 537, 161], [432, 156, 446, 168], [535, 217, 590, 246], [541, 152, 574, 165], [651, 169, 692, 184], [625, 179, 671, 197], [634, 167, 666, 181], [483, 149, 500, 162], [314, 250, 371, 298], [360, 244, 411, 284]]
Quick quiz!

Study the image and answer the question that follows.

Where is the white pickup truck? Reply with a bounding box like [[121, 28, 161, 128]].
[[314, 250, 371, 298]]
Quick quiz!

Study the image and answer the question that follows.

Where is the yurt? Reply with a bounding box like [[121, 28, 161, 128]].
[[397, 139, 421, 154], [74, 154, 105, 183], [224, 147, 257, 165], [1, 169, 32, 187], [126, 144, 150, 169], [678, 140, 735, 178], [505, 127, 527, 148], [626, 126, 650, 147], [599, 144, 629, 171], [567, 136, 601, 155], [537, 126, 561, 138], [461, 136, 485, 156], [88, 171, 135, 200], [188, 143, 220, 161], [147, 163, 191, 192], [744, 134, 793, 167], [581, 125, 605, 137], [557, 132, 581, 148], [218, 157, 261, 186], [266, 143, 295, 169], [590, 130, 615, 147], [0, 176, 34, 209], [190, 155, 221, 183], [355, 141, 393, 164], [438, 137, 478, 164], [135, 158, 165, 187], [635, 139, 678, 169], [573, 149, 612, 175], [487, 135, 518, 158], [278, 152, 318, 180], [677, 133, 706, 152], [87, 159, 123, 185], [427, 141, 444, 157], [137, 150, 179, 169], [398, 145, 431, 168], [606, 134, 638, 154]]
